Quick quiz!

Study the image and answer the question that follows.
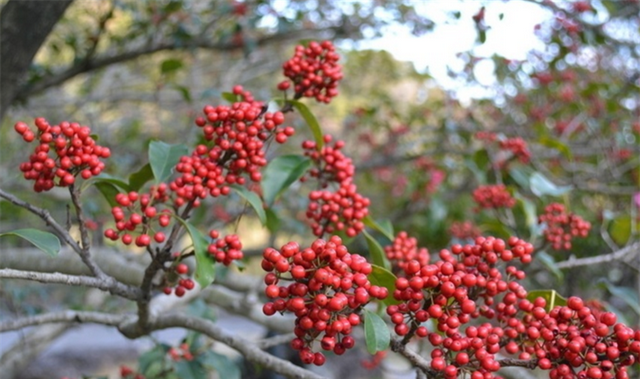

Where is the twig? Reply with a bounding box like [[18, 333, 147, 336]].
[[555, 241, 640, 269], [256, 332, 296, 350], [389, 337, 436, 377], [0, 310, 128, 333]]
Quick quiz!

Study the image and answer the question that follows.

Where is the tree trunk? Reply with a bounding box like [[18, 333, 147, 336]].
[[0, 0, 74, 122]]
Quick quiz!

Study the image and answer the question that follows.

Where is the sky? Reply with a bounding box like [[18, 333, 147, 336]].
[[356, 0, 552, 101]]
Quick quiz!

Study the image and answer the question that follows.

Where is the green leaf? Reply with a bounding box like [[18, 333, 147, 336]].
[[369, 264, 400, 306], [363, 309, 390, 354], [290, 100, 324, 150], [363, 215, 394, 241], [515, 194, 538, 238], [128, 163, 154, 192], [526, 289, 567, 312], [265, 208, 281, 234], [0, 229, 61, 257], [94, 182, 121, 207], [536, 251, 564, 281], [363, 230, 390, 270], [508, 166, 532, 189], [174, 85, 192, 102], [160, 58, 184, 74], [608, 215, 631, 246], [138, 344, 170, 373], [148, 141, 189, 184], [174, 360, 207, 379], [230, 185, 266, 225], [221, 92, 240, 103], [539, 136, 572, 160], [529, 172, 572, 197], [178, 219, 215, 288], [83, 174, 129, 192], [201, 351, 240, 379], [598, 280, 640, 315], [261, 155, 312, 206]]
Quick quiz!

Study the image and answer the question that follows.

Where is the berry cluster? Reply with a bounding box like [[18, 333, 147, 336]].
[[388, 236, 535, 378], [303, 135, 369, 237], [103, 189, 171, 247], [15, 118, 110, 192], [206, 229, 243, 266], [538, 203, 591, 250], [499, 137, 531, 164], [473, 184, 516, 210], [279, 41, 342, 103], [449, 221, 482, 240], [261, 236, 388, 365], [162, 263, 195, 297], [384, 231, 430, 275]]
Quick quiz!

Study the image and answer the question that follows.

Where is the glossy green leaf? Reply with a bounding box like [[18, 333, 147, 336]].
[[0, 229, 61, 257], [526, 289, 567, 312], [369, 264, 400, 306], [364, 309, 390, 355], [290, 100, 324, 150], [230, 185, 266, 225], [539, 136, 572, 160], [221, 92, 240, 103], [363, 215, 395, 241], [363, 230, 390, 270], [83, 174, 129, 192], [265, 208, 281, 234], [128, 163, 154, 192], [179, 220, 215, 288], [261, 155, 312, 206], [148, 141, 189, 184], [608, 215, 631, 246], [94, 182, 121, 207], [201, 351, 240, 379], [536, 251, 564, 281], [529, 172, 572, 197], [598, 280, 640, 315], [174, 360, 207, 379], [515, 194, 538, 238]]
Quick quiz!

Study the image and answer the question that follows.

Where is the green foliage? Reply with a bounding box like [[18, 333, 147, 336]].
[[364, 309, 390, 354], [0, 229, 61, 257]]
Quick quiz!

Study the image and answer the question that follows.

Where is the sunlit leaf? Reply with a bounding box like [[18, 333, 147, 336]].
[[527, 289, 567, 312], [529, 172, 572, 197], [148, 141, 189, 184]]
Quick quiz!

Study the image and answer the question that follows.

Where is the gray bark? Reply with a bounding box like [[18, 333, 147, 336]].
[[0, 0, 74, 121]]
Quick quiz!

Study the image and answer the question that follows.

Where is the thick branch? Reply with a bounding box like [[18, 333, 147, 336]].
[[0, 310, 127, 333], [555, 241, 640, 269], [0, 0, 74, 121], [390, 337, 436, 377], [0, 268, 138, 300]]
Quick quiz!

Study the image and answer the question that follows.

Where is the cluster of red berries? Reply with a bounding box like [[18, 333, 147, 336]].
[[384, 231, 430, 275], [168, 342, 195, 361], [162, 263, 195, 297], [539, 203, 591, 250], [449, 221, 482, 240], [261, 236, 388, 366], [302, 135, 369, 237], [278, 41, 342, 103], [14, 118, 110, 192], [515, 296, 640, 379], [388, 236, 534, 379], [473, 184, 516, 209], [103, 189, 171, 247], [118, 365, 144, 379], [206, 229, 243, 266], [499, 137, 531, 164]]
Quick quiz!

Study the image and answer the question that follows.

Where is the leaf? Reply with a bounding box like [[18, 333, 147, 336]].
[[179, 220, 215, 288], [369, 264, 400, 306], [174, 85, 192, 102], [539, 136, 572, 160], [221, 92, 240, 103], [608, 215, 631, 246], [261, 155, 312, 206], [526, 289, 567, 312], [201, 351, 240, 379], [290, 100, 324, 150], [265, 208, 281, 234], [529, 172, 572, 197], [508, 166, 532, 189], [83, 174, 129, 192], [536, 251, 564, 281], [363, 215, 395, 241], [94, 182, 121, 207], [138, 344, 170, 373], [160, 58, 184, 74], [230, 185, 266, 225], [598, 280, 640, 315], [515, 194, 538, 238], [0, 229, 61, 257], [363, 230, 390, 270], [148, 141, 189, 184], [364, 309, 390, 355], [128, 163, 154, 192], [174, 360, 207, 379]]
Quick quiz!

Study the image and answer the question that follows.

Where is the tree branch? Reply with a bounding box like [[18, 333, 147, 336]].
[[389, 337, 436, 377], [555, 241, 640, 269], [0, 310, 128, 333]]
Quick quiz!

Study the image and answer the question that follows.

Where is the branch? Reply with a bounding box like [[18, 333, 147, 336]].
[[389, 337, 436, 377], [144, 313, 326, 379], [498, 358, 538, 369], [256, 332, 297, 350], [0, 268, 138, 300], [555, 241, 640, 269], [0, 310, 128, 333]]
